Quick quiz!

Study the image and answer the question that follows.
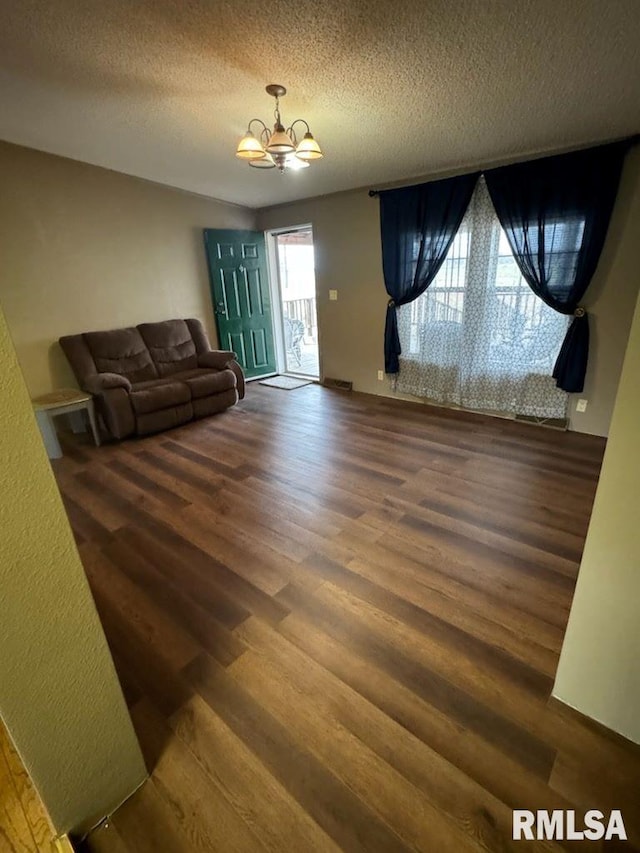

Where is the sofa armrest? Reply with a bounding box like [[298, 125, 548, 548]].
[[84, 372, 132, 394], [227, 360, 245, 400], [197, 351, 245, 400], [197, 350, 237, 370], [99, 387, 135, 439]]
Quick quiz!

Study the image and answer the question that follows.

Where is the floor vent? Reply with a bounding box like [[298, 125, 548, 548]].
[[515, 413, 568, 430], [323, 377, 353, 392]]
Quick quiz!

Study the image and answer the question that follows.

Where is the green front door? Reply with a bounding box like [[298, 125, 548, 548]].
[[203, 229, 276, 378]]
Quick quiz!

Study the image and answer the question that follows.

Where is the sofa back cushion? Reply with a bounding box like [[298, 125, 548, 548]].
[[59, 333, 98, 387], [84, 327, 158, 383], [137, 319, 198, 377]]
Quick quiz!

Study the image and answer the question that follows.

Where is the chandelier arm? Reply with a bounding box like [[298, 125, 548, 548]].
[[288, 119, 311, 146], [247, 118, 269, 136], [288, 119, 310, 135]]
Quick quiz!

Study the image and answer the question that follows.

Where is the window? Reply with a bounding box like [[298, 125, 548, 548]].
[[397, 178, 572, 420]]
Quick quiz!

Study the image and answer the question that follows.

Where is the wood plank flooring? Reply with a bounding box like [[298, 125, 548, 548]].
[[51, 385, 640, 852], [0, 718, 56, 852]]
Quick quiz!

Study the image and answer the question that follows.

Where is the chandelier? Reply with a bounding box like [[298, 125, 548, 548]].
[[235, 84, 323, 173]]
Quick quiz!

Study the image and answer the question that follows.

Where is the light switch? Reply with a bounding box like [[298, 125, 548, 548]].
[[329, 290, 338, 301]]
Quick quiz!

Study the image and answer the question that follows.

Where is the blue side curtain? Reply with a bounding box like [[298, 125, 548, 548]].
[[484, 140, 629, 393], [379, 173, 479, 374]]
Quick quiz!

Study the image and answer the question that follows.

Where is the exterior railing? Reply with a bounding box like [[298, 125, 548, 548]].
[[283, 297, 317, 340], [405, 285, 564, 370]]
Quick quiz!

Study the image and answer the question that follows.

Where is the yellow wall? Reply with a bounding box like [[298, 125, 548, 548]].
[[553, 287, 640, 743], [0, 304, 147, 834], [0, 141, 256, 397], [258, 148, 640, 437]]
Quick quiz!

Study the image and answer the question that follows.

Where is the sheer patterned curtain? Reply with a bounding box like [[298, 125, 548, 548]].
[[395, 178, 570, 419], [378, 173, 479, 373], [485, 140, 628, 392]]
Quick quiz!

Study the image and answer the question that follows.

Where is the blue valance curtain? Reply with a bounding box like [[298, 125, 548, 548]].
[[379, 173, 479, 374], [484, 140, 629, 392], [378, 139, 631, 388]]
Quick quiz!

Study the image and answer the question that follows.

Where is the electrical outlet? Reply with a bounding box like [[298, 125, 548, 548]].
[[576, 399, 588, 413], [377, 370, 384, 381], [329, 289, 338, 301]]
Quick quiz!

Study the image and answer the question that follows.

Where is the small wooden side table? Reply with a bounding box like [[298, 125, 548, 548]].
[[32, 388, 100, 459]]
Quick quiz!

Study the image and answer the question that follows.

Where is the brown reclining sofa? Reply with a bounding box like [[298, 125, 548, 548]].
[[59, 318, 244, 440]]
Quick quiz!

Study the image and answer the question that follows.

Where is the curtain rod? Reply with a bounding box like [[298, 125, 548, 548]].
[[368, 133, 639, 197]]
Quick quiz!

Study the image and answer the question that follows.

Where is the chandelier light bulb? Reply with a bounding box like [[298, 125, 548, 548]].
[[285, 155, 310, 171], [249, 152, 276, 169], [266, 127, 296, 155], [236, 130, 266, 160], [295, 131, 323, 161]]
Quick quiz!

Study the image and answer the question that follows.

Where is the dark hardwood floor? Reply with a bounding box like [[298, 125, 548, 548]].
[[52, 384, 640, 852]]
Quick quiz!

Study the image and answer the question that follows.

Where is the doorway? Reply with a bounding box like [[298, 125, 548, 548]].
[[271, 227, 320, 379]]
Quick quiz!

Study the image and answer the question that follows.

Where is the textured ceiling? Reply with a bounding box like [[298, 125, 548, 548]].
[[1, 0, 639, 209]]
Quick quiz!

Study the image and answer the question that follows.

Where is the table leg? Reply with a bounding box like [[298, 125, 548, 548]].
[[68, 410, 86, 434], [35, 410, 62, 459], [86, 398, 101, 447]]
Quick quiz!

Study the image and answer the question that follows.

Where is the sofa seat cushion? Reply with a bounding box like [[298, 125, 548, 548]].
[[171, 368, 237, 400], [193, 389, 238, 419], [136, 403, 193, 436], [129, 378, 191, 415]]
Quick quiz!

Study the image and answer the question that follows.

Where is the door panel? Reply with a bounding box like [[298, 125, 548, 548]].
[[251, 328, 269, 366], [203, 229, 276, 378]]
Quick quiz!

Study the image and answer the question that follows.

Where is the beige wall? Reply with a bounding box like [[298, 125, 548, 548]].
[[0, 141, 256, 397], [2, 139, 636, 433], [258, 148, 640, 436], [0, 303, 147, 834], [553, 288, 640, 743]]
